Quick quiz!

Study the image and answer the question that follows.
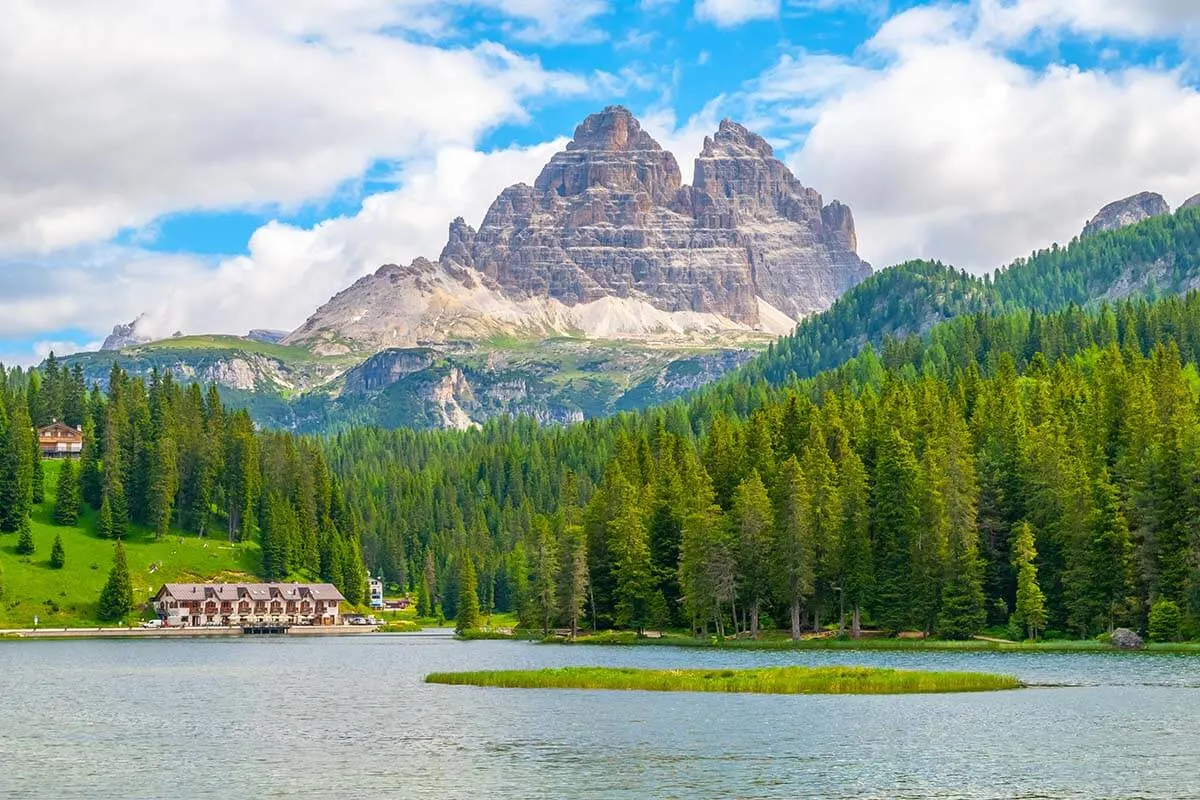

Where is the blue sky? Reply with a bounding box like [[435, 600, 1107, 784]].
[[4, 0, 1200, 364]]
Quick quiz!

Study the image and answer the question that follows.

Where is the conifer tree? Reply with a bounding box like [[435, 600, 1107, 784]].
[[732, 471, 774, 638], [49, 532, 65, 569], [1087, 471, 1133, 633], [54, 458, 80, 526], [455, 554, 481, 634], [31, 438, 44, 505], [0, 397, 33, 532], [609, 496, 653, 634], [837, 448, 873, 638], [679, 502, 732, 636], [774, 456, 815, 641], [99, 492, 115, 540], [529, 515, 559, 635], [16, 516, 34, 556], [79, 417, 102, 509], [559, 524, 590, 639], [1011, 521, 1046, 640], [423, 548, 438, 618], [97, 541, 133, 622], [147, 435, 178, 539], [872, 429, 922, 632]]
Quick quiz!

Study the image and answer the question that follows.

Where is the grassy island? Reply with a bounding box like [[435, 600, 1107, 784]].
[[425, 665, 1022, 695]]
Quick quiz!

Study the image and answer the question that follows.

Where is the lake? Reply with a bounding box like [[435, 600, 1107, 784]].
[[2, 635, 1199, 799]]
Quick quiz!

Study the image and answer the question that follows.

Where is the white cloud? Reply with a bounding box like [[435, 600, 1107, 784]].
[[0, 140, 567, 344], [745, 5, 1200, 271], [977, 0, 1200, 43], [695, 0, 781, 27], [475, 0, 611, 43], [640, 98, 727, 178], [0, 1, 589, 256]]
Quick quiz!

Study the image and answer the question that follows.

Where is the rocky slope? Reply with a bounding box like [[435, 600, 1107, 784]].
[[1081, 191, 1170, 237], [287, 106, 870, 353]]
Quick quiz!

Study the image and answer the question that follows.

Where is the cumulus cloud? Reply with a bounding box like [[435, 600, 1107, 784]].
[[747, 4, 1200, 271], [0, 1, 588, 256], [977, 0, 1200, 43], [0, 139, 567, 345], [695, 0, 780, 27]]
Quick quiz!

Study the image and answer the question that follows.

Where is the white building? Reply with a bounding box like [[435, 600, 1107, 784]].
[[153, 583, 345, 627], [368, 578, 385, 610]]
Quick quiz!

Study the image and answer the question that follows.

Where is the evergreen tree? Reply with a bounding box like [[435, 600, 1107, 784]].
[[16, 516, 34, 556], [78, 417, 102, 510], [774, 456, 815, 641], [455, 554, 481, 634], [609, 495, 653, 634], [1011, 522, 1046, 640], [49, 532, 65, 569], [732, 471, 774, 638], [1087, 471, 1133, 633], [96, 541, 133, 622], [99, 492, 115, 540], [0, 397, 33, 532], [147, 435, 179, 539], [871, 429, 923, 632], [31, 438, 44, 505], [54, 458, 81, 526], [559, 524, 589, 639], [529, 516, 559, 635]]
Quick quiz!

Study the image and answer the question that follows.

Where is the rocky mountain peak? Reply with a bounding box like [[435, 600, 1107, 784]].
[[1082, 191, 1170, 237], [101, 314, 153, 351], [1180, 193, 1200, 211], [289, 107, 871, 352], [533, 105, 682, 203], [702, 119, 775, 160], [564, 105, 661, 153]]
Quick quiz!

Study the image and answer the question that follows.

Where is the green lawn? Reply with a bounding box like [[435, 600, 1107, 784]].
[[0, 460, 261, 628], [426, 666, 1022, 695]]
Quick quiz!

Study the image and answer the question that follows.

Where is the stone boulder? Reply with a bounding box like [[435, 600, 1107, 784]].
[[1109, 628, 1145, 650]]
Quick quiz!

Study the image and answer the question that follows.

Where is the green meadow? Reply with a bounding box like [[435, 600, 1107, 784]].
[[425, 665, 1022, 695], [0, 460, 260, 628]]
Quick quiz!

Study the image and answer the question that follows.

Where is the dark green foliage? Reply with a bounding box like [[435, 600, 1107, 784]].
[[49, 533, 65, 569], [96, 541, 133, 621], [455, 555, 481, 634], [16, 516, 34, 556], [53, 458, 80, 526]]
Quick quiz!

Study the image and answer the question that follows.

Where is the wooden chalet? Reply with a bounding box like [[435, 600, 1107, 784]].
[[37, 420, 84, 458]]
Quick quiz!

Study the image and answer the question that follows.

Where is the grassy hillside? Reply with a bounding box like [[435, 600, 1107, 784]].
[[0, 460, 261, 628]]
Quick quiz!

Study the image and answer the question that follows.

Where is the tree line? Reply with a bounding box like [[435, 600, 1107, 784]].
[[331, 292, 1200, 640]]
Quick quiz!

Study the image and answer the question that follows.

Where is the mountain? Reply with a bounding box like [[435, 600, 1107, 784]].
[[287, 106, 869, 353], [100, 315, 153, 351], [71, 107, 871, 430], [1081, 191, 1170, 237]]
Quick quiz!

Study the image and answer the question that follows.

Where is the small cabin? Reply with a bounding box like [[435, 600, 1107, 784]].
[[38, 421, 84, 458]]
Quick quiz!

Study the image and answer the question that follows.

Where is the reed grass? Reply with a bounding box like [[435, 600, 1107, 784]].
[[425, 665, 1021, 694]]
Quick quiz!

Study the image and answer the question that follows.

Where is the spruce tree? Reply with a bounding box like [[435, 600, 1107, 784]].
[[559, 524, 590, 639], [79, 417, 102, 510], [609, 496, 653, 634], [0, 397, 33, 532], [97, 541, 133, 622], [732, 471, 774, 638], [16, 516, 34, 556], [1012, 522, 1047, 640], [774, 456, 815, 641], [31, 438, 44, 505], [455, 555, 481, 634], [98, 492, 115, 540], [49, 532, 65, 569], [871, 429, 922, 632], [530, 515, 559, 635], [54, 458, 80, 526]]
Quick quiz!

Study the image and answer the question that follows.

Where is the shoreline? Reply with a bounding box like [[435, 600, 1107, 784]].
[[0, 625, 386, 640]]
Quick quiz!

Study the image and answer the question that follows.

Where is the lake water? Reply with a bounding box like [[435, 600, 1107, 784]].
[[2, 636, 1200, 799]]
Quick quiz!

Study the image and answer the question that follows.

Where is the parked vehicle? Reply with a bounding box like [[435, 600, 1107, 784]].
[[139, 619, 165, 629]]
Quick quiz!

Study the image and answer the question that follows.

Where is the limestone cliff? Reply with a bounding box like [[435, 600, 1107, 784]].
[[287, 106, 870, 352], [1082, 192, 1170, 238]]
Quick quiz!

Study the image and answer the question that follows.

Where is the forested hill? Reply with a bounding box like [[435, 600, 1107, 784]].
[[750, 205, 1200, 385], [332, 291, 1200, 640], [0, 361, 370, 612]]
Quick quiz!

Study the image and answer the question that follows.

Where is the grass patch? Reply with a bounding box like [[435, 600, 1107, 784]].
[[425, 665, 1022, 695], [377, 620, 423, 633], [0, 461, 260, 628]]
